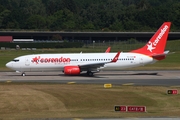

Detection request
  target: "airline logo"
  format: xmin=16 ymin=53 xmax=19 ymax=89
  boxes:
xmin=31 ymin=56 xmax=70 ymax=64
xmin=147 ymin=41 xmax=155 ymax=52
xmin=147 ymin=25 xmax=169 ymax=52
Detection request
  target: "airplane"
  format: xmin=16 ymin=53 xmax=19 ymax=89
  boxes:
xmin=6 ymin=22 xmax=171 ymax=76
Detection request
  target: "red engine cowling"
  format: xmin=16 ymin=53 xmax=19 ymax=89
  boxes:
xmin=64 ymin=66 xmax=81 ymax=75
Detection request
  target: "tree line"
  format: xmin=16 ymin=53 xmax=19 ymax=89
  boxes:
xmin=0 ymin=0 xmax=180 ymax=31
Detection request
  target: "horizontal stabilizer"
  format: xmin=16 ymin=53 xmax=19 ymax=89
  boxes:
xmin=151 ymin=50 xmax=169 ymax=60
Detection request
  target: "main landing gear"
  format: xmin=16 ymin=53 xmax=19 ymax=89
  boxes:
xmin=87 ymin=71 xmax=94 ymax=76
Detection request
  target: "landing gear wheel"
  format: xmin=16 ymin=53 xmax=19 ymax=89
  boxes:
xmin=87 ymin=71 xmax=94 ymax=77
xmin=21 ymin=73 xmax=26 ymax=76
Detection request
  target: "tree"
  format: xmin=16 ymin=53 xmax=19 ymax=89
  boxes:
xmin=20 ymin=0 xmax=46 ymax=16
xmin=0 ymin=0 xmax=180 ymax=31
xmin=0 ymin=9 xmax=11 ymax=28
xmin=25 ymin=15 xmax=47 ymax=29
xmin=49 ymin=9 xmax=76 ymax=30
xmin=61 ymin=0 xmax=78 ymax=13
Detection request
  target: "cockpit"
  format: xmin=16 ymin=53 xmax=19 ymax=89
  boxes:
xmin=12 ymin=59 xmax=19 ymax=62
xmin=6 ymin=58 xmax=20 ymax=70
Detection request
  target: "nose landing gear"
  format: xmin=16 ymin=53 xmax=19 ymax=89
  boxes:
xmin=21 ymin=72 xmax=26 ymax=76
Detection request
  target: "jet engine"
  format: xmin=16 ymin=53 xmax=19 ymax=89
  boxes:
xmin=64 ymin=66 xmax=81 ymax=75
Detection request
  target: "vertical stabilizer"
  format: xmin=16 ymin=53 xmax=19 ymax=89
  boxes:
xmin=131 ymin=22 xmax=171 ymax=56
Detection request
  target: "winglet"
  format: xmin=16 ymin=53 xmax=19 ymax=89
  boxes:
xmin=111 ymin=51 xmax=120 ymax=62
xmin=105 ymin=47 xmax=111 ymax=53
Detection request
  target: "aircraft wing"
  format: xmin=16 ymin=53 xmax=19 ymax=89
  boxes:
xmin=79 ymin=63 xmax=106 ymax=71
xmin=79 ymin=51 xmax=120 ymax=71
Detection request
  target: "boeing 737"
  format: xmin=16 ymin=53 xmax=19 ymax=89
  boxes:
xmin=6 ymin=22 xmax=171 ymax=76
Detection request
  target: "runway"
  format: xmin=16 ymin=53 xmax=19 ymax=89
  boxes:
xmin=0 ymin=70 xmax=180 ymax=86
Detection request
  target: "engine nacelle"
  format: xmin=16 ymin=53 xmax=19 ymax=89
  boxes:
xmin=64 ymin=66 xmax=81 ymax=75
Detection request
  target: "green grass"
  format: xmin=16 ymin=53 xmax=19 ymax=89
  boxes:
xmin=1 ymin=40 xmax=180 ymax=71
xmin=0 ymin=83 xmax=180 ymax=119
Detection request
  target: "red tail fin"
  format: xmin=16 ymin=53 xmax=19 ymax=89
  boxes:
xmin=131 ymin=22 xmax=171 ymax=56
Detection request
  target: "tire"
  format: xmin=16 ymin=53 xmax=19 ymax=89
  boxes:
xmin=22 ymin=73 xmax=26 ymax=76
xmin=87 ymin=71 xmax=94 ymax=76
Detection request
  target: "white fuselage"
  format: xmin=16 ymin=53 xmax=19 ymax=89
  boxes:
xmin=6 ymin=52 xmax=154 ymax=72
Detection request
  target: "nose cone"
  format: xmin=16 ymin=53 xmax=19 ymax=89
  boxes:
xmin=6 ymin=62 xmax=12 ymax=68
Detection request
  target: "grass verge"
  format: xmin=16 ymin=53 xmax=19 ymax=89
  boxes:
xmin=0 ymin=83 xmax=180 ymax=119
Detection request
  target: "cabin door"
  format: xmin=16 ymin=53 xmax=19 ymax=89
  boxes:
xmin=25 ymin=57 xmax=30 ymax=66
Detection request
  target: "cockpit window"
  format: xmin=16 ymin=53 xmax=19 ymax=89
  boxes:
xmin=12 ymin=59 xmax=19 ymax=62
